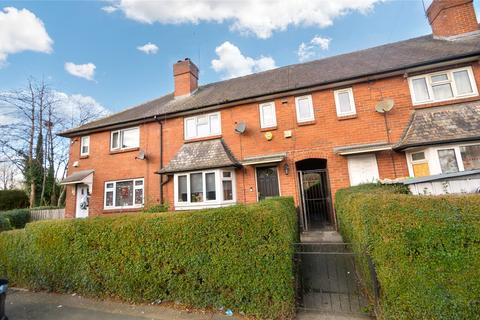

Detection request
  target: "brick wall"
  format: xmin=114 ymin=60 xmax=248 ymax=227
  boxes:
xmin=64 ymin=62 xmax=480 ymax=216
xmin=427 ymin=0 xmax=479 ymax=37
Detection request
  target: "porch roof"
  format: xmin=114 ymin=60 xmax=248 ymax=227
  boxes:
xmin=158 ymin=139 xmax=241 ymax=174
xmin=241 ymin=152 xmax=287 ymax=166
xmin=395 ymin=103 xmax=480 ymax=150
xmin=333 ymin=142 xmax=393 ymax=156
xmin=60 ymin=169 xmax=94 ymax=185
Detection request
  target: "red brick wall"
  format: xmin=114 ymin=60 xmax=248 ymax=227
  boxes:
xmin=427 ymin=0 xmax=479 ymax=37
xmin=64 ymin=62 xmax=480 ymax=216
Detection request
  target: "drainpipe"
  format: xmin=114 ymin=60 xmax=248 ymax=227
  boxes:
xmin=154 ymin=115 xmax=166 ymax=204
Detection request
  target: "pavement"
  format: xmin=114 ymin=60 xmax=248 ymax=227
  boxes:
xmin=5 ymin=288 xmax=242 ymax=320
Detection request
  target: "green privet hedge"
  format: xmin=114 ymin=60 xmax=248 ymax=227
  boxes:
xmin=0 ymin=190 xmax=29 ymax=211
xmin=0 ymin=209 xmax=31 ymax=229
xmin=336 ymin=184 xmax=480 ymax=319
xmin=0 ymin=216 xmax=12 ymax=232
xmin=0 ymin=197 xmax=298 ymax=319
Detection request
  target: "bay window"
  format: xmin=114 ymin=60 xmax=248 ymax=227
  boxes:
xmin=174 ymin=169 xmax=236 ymax=209
xmin=407 ymin=142 xmax=480 ymax=177
xmin=104 ymin=178 xmax=144 ymax=209
xmin=408 ymin=66 xmax=478 ymax=105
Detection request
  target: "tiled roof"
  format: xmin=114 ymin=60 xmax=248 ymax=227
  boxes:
xmin=60 ymin=31 xmax=480 ymax=137
xmin=158 ymin=139 xmax=241 ymax=174
xmin=395 ymin=102 xmax=480 ymax=150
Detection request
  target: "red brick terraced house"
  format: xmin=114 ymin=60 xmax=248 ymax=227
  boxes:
xmin=60 ymin=0 xmax=480 ymax=230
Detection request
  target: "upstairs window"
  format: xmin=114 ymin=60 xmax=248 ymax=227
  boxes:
xmin=111 ymin=127 xmax=139 ymax=151
xmin=334 ymin=88 xmax=356 ymax=116
xmin=295 ymin=95 xmax=315 ymax=123
xmin=259 ymin=102 xmax=277 ymax=128
xmin=184 ymin=112 xmax=221 ymax=140
xmin=408 ymin=66 xmax=478 ymax=105
xmin=80 ymin=136 xmax=90 ymax=156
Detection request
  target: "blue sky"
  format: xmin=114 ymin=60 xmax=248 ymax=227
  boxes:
xmin=0 ymin=0 xmax=479 ymax=114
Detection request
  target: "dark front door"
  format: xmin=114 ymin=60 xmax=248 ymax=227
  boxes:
xmin=256 ymin=166 xmax=280 ymax=200
xmin=298 ymin=169 xmax=332 ymax=230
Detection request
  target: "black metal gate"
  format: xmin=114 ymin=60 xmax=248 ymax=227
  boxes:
xmin=298 ymin=169 xmax=333 ymax=230
xmin=295 ymin=243 xmax=371 ymax=316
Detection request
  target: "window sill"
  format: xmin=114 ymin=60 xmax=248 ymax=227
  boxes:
xmin=297 ymin=120 xmax=316 ymax=127
xmin=175 ymin=201 xmax=236 ymax=210
xmin=80 ymin=155 xmax=89 ymax=159
xmin=260 ymin=126 xmax=277 ymax=132
xmin=412 ymin=94 xmax=479 ymax=109
xmin=103 ymin=207 xmax=143 ymax=214
xmin=184 ymin=135 xmax=222 ymax=143
xmin=109 ymin=147 xmax=140 ymax=155
xmin=337 ymin=114 xmax=357 ymax=121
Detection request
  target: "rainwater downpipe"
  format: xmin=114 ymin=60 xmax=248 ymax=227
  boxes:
xmin=155 ymin=115 xmax=168 ymax=204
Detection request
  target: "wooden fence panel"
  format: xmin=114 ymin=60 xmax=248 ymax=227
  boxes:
xmin=30 ymin=208 xmax=65 ymax=221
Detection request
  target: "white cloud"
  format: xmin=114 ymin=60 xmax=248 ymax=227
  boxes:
xmin=0 ymin=7 xmax=53 ymax=67
xmin=111 ymin=0 xmax=382 ymax=39
xmin=211 ymin=41 xmax=276 ymax=79
xmin=64 ymin=62 xmax=96 ymax=81
xmin=297 ymin=35 xmax=331 ymax=62
xmin=52 ymin=91 xmax=110 ymax=121
xmin=102 ymin=6 xmax=118 ymax=14
xmin=137 ymin=42 xmax=159 ymax=54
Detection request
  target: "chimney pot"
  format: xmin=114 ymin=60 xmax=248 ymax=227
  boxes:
xmin=173 ymin=58 xmax=199 ymax=98
xmin=427 ymin=0 xmax=479 ymax=37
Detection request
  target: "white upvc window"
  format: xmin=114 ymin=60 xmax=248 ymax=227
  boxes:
xmin=184 ymin=112 xmax=221 ymax=140
xmin=259 ymin=101 xmax=277 ymax=128
xmin=174 ymin=169 xmax=236 ymax=210
xmin=408 ymin=66 xmax=478 ymax=105
xmin=334 ymin=88 xmax=356 ymax=116
xmin=295 ymin=95 xmax=315 ymax=123
xmin=406 ymin=142 xmax=480 ymax=177
xmin=80 ymin=136 xmax=90 ymax=156
xmin=110 ymin=127 xmax=139 ymax=151
xmin=104 ymin=178 xmax=144 ymax=209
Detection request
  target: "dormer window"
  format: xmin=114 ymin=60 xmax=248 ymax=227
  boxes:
xmin=408 ymin=66 xmax=478 ymax=105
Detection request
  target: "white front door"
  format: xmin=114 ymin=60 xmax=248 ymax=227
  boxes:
xmin=76 ymin=184 xmax=89 ymax=218
xmin=347 ymin=154 xmax=380 ymax=186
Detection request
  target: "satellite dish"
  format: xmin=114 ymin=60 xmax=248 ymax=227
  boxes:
xmin=234 ymin=122 xmax=247 ymax=134
xmin=136 ymin=150 xmax=146 ymax=160
xmin=375 ymin=99 xmax=394 ymax=113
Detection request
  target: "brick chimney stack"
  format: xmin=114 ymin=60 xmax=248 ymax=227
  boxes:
xmin=173 ymin=58 xmax=199 ymax=98
xmin=427 ymin=0 xmax=479 ymax=37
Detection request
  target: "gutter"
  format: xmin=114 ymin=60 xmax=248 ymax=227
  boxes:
xmin=394 ymin=136 xmax=480 ymax=151
xmin=58 ymin=53 xmax=480 ymax=138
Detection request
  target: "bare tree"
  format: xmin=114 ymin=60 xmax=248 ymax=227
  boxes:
xmin=0 ymin=78 xmax=108 ymax=207
xmin=0 ymin=161 xmax=17 ymax=190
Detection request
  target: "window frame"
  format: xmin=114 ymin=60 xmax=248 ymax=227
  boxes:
xmin=110 ymin=127 xmax=140 ymax=151
xmin=259 ymin=101 xmax=277 ymax=128
xmin=334 ymin=88 xmax=357 ymax=116
xmin=184 ymin=112 xmax=221 ymax=140
xmin=408 ymin=66 xmax=478 ymax=105
xmin=294 ymin=95 xmax=315 ymax=123
xmin=104 ymin=178 xmax=144 ymax=210
xmin=174 ymin=168 xmax=236 ymax=209
xmin=406 ymin=142 xmax=480 ymax=177
xmin=80 ymin=136 xmax=90 ymax=156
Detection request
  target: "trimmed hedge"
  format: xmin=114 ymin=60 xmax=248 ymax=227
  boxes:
xmin=0 ymin=216 xmax=12 ymax=232
xmin=0 ymin=209 xmax=30 ymax=229
xmin=0 ymin=190 xmax=29 ymax=211
xmin=336 ymin=184 xmax=480 ymax=319
xmin=0 ymin=197 xmax=297 ymax=319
